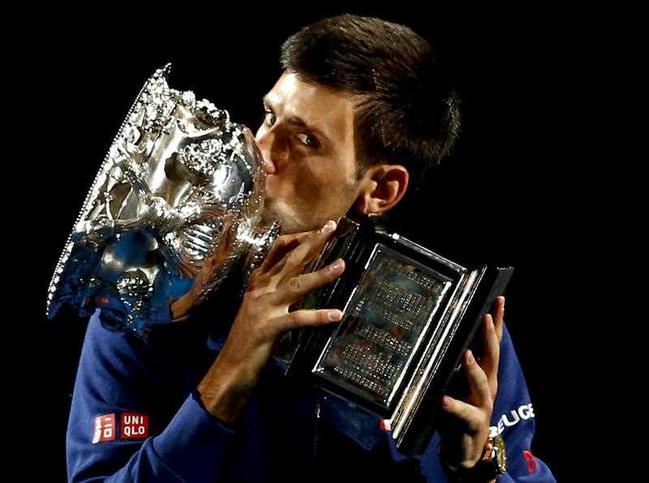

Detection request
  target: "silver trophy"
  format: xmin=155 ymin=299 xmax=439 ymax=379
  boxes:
xmin=46 ymin=65 xmax=277 ymax=334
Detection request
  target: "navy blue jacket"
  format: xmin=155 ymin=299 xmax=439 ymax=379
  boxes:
xmin=67 ymin=310 xmax=556 ymax=482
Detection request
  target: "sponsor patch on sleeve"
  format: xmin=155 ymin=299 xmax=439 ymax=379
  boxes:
xmin=92 ymin=412 xmax=149 ymax=443
xmin=120 ymin=412 xmax=149 ymax=439
xmin=92 ymin=414 xmax=116 ymax=443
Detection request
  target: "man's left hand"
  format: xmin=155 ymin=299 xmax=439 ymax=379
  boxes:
xmin=438 ymin=296 xmax=506 ymax=475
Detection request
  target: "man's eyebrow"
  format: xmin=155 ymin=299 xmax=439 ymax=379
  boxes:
xmin=262 ymin=95 xmax=330 ymax=144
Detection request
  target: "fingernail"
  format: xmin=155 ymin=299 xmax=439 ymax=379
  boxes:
xmin=321 ymin=220 xmax=336 ymax=234
xmin=328 ymin=310 xmax=343 ymax=321
xmin=442 ymin=395 xmax=452 ymax=408
xmin=466 ymin=350 xmax=474 ymax=363
xmin=329 ymin=258 xmax=344 ymax=273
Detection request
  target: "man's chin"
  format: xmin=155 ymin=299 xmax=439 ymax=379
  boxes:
xmin=267 ymin=209 xmax=320 ymax=235
xmin=260 ymin=204 xmax=277 ymax=228
xmin=261 ymin=202 xmax=296 ymax=234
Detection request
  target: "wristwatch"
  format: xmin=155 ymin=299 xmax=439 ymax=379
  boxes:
xmin=444 ymin=434 xmax=507 ymax=482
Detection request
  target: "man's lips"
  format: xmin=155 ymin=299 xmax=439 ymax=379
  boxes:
xmin=262 ymin=156 xmax=276 ymax=174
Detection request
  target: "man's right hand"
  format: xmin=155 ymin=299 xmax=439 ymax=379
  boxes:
xmin=197 ymin=220 xmax=345 ymax=423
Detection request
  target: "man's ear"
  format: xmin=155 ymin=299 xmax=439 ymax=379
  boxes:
xmin=353 ymin=164 xmax=409 ymax=216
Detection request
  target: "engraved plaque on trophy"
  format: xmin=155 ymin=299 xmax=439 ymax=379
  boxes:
xmin=276 ymin=217 xmax=513 ymax=455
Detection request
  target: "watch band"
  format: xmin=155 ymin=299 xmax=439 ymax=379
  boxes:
xmin=443 ymin=435 xmax=507 ymax=482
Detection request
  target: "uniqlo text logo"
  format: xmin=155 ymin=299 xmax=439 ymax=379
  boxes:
xmin=120 ymin=413 xmax=149 ymax=439
xmin=92 ymin=414 xmax=116 ymax=443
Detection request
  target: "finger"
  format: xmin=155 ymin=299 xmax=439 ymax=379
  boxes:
xmin=463 ymin=350 xmax=492 ymax=408
xmin=270 ymin=220 xmax=337 ymax=281
xmin=271 ymin=259 xmax=345 ymax=305
xmin=440 ymin=395 xmax=483 ymax=433
xmin=479 ymin=314 xmax=500 ymax=398
xmin=494 ymin=296 xmax=505 ymax=342
xmin=274 ymin=308 xmax=343 ymax=333
xmin=256 ymin=232 xmax=310 ymax=275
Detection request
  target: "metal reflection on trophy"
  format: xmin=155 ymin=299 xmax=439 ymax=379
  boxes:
xmin=46 ymin=65 xmax=277 ymax=334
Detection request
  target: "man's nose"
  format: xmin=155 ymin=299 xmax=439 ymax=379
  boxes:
xmin=255 ymin=128 xmax=278 ymax=175
xmin=245 ymin=127 xmax=276 ymax=175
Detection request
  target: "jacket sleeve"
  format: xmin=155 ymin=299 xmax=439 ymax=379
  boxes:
xmin=484 ymin=326 xmax=555 ymax=482
xmin=418 ymin=326 xmax=557 ymax=482
xmin=66 ymin=311 xmax=236 ymax=483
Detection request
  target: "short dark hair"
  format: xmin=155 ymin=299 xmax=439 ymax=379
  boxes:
xmin=281 ymin=14 xmax=461 ymax=181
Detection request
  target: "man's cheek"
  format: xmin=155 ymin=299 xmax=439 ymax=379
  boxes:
xmin=293 ymin=171 xmax=328 ymax=203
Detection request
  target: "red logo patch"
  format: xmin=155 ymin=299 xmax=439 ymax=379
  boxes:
xmin=523 ymin=449 xmax=537 ymax=473
xmin=120 ymin=412 xmax=149 ymax=439
xmin=92 ymin=414 xmax=116 ymax=443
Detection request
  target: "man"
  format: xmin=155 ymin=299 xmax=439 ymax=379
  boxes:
xmin=67 ymin=15 xmax=555 ymax=482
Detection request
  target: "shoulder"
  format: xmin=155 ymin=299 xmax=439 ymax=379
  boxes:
xmin=77 ymin=310 xmax=210 ymax=390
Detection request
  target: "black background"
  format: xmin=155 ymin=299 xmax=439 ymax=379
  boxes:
xmin=15 ymin=4 xmax=588 ymax=481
